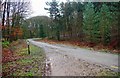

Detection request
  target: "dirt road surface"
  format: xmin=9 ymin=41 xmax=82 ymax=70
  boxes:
xmin=28 ymin=39 xmax=119 ymax=76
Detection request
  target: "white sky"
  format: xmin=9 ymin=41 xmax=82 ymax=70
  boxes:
xmin=30 ymin=0 xmax=48 ymax=17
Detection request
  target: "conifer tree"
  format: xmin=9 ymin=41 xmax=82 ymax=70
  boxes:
xmin=99 ymin=3 xmax=113 ymax=45
xmin=83 ymin=2 xmax=95 ymax=43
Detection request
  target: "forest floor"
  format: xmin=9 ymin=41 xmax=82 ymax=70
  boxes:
xmin=29 ymin=39 xmax=119 ymax=76
xmin=2 ymin=40 xmax=46 ymax=76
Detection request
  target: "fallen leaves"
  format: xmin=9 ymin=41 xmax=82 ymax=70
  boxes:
xmin=2 ymin=40 xmax=46 ymax=76
xmin=2 ymin=48 xmax=20 ymax=63
xmin=36 ymin=39 xmax=120 ymax=53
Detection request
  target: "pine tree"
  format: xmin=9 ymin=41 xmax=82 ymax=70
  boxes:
xmin=83 ymin=2 xmax=95 ymax=43
xmin=45 ymin=0 xmax=61 ymax=40
xmin=99 ymin=3 xmax=113 ymax=45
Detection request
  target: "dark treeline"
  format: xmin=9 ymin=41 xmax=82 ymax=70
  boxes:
xmin=24 ymin=1 xmax=119 ymax=49
xmin=45 ymin=1 xmax=120 ymax=49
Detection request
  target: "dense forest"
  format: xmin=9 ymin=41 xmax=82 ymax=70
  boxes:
xmin=1 ymin=0 xmax=120 ymax=49
xmin=23 ymin=1 xmax=120 ymax=49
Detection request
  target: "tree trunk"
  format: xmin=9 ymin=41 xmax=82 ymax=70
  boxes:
xmin=6 ymin=2 xmax=10 ymax=41
xmin=2 ymin=2 xmax=6 ymax=39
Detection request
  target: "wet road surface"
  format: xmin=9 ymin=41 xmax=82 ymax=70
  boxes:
xmin=28 ymin=39 xmax=119 ymax=76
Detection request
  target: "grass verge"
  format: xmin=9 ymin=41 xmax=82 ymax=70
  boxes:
xmin=2 ymin=40 xmax=46 ymax=76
